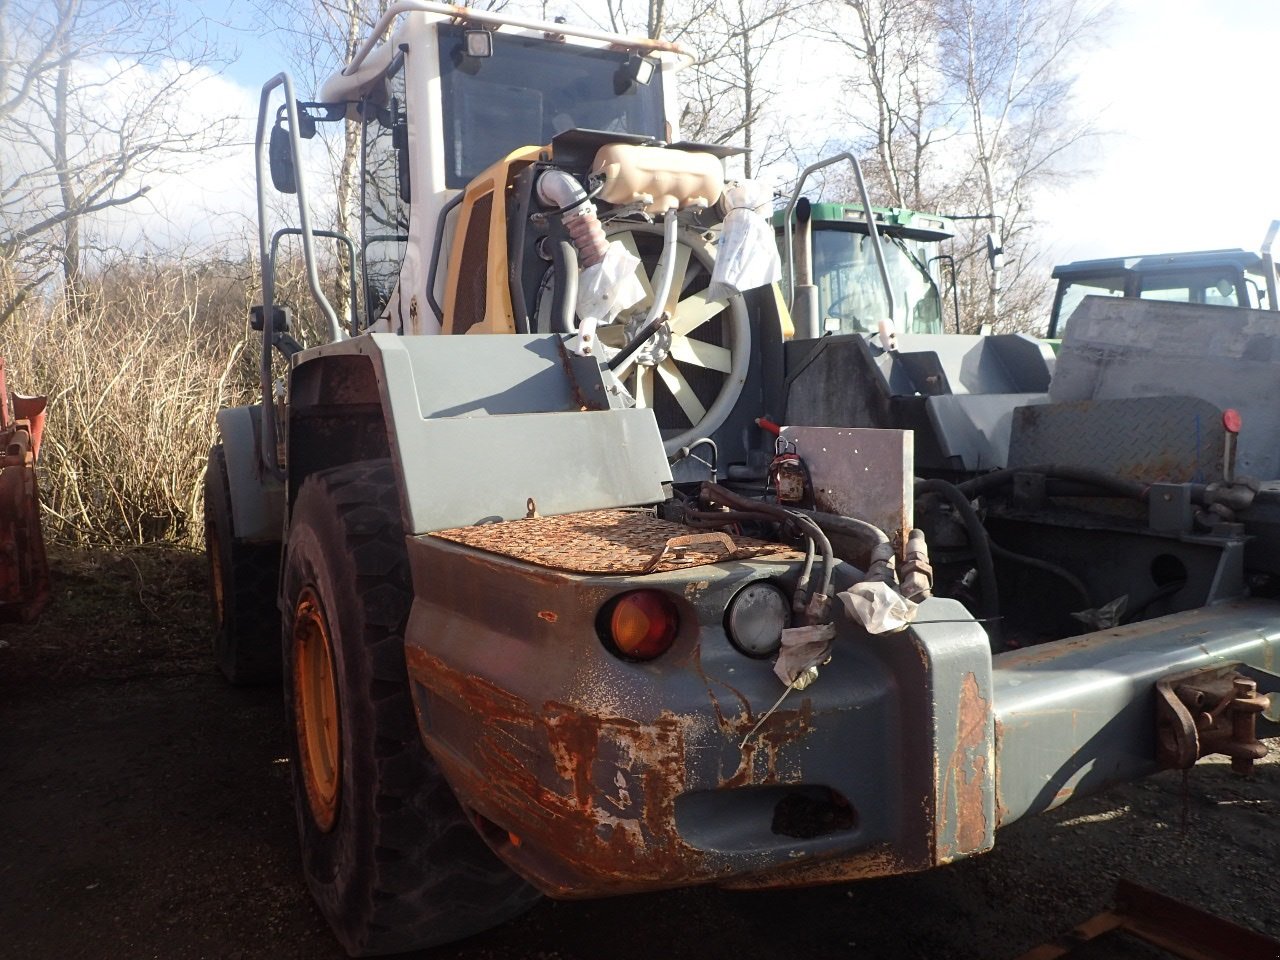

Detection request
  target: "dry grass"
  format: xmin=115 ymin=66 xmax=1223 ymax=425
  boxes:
xmin=2 ymin=257 xmax=262 ymax=547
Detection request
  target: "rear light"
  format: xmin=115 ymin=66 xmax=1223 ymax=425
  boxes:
xmin=602 ymin=590 xmax=679 ymax=660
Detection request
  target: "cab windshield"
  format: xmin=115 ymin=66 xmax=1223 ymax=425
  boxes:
xmin=812 ymin=229 xmax=943 ymax=335
xmin=438 ymin=25 xmax=666 ymax=188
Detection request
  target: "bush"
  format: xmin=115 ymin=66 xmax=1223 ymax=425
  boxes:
xmin=2 ymin=255 xmax=262 ymax=547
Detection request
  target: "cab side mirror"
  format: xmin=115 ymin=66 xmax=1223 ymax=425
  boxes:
xmin=269 ymin=122 xmax=296 ymax=194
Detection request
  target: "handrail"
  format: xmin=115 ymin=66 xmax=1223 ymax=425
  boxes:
xmin=270 ymin=228 xmax=360 ymax=336
xmin=254 ymin=73 xmax=345 ymax=480
xmin=781 ymin=153 xmax=895 ymax=337
xmin=1261 ymin=219 xmax=1279 ymax=312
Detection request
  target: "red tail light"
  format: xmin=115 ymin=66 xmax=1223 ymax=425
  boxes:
xmin=603 ymin=590 xmax=679 ymax=660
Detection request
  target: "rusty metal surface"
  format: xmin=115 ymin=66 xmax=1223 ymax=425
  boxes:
xmin=780 ymin=425 xmax=913 ymax=552
xmin=406 ymin=645 xmax=708 ymax=895
xmin=0 ymin=359 xmax=49 ymax=623
xmin=1155 ymin=665 xmax=1270 ymax=774
xmin=1016 ymin=879 xmax=1280 ymax=960
xmin=432 ymin=509 xmax=798 ymax=574
xmin=1008 ymin=396 xmax=1225 ymax=483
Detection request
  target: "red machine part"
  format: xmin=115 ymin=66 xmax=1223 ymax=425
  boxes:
xmin=0 ymin=356 xmax=50 ymax=623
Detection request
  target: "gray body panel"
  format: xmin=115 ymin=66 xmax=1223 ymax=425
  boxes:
xmin=402 ymin=532 xmax=997 ymax=895
xmin=993 ymin=599 xmax=1280 ymax=826
xmin=1052 ymin=296 xmax=1280 ymax=479
xmin=291 ymin=333 xmax=672 ymax=533
xmin=215 ymin=405 xmax=284 ymax=543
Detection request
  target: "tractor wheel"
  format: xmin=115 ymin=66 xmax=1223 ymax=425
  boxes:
xmin=203 ymin=444 xmax=281 ymax=684
xmin=282 ymin=459 xmax=538 ymax=956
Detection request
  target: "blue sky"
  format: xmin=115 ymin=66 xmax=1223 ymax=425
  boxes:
xmin=113 ymin=0 xmax=1280 ymax=265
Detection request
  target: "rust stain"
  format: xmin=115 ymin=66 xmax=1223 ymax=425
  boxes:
xmin=405 ymin=647 xmax=704 ymax=893
xmin=938 ymin=671 xmax=990 ymax=862
xmin=688 ymin=646 xmax=811 ymax=788
xmin=993 ymin=717 xmax=1010 ymax=827
xmin=537 ymin=610 xmax=558 ymax=623
xmin=719 ymin=700 xmax=813 ymax=788
xmin=721 ymin=844 xmax=911 ymax=889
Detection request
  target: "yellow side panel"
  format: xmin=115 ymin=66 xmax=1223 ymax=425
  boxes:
xmin=441 ymin=146 xmax=543 ymax=336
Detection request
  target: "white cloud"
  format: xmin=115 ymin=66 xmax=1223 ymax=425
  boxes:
xmin=1036 ymin=0 xmax=1280 ymax=263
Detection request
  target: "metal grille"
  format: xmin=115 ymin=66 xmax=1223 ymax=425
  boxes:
xmin=432 ymin=509 xmax=798 ymax=574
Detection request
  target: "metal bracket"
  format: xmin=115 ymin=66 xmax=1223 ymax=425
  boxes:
xmin=641 ymin=532 xmax=736 ymax=574
xmin=1155 ymin=663 xmax=1271 ymax=774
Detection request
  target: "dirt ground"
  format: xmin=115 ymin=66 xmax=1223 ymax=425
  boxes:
xmin=3 ymin=545 xmax=1278 ymax=960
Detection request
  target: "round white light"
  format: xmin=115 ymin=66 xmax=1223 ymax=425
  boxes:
xmin=726 ymin=582 xmax=791 ymax=658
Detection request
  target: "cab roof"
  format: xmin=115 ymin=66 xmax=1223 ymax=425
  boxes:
xmin=1052 ymin=248 xmax=1263 ymax=280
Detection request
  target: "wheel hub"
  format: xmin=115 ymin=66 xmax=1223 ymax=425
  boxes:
xmin=292 ymin=587 xmax=341 ymax=833
xmin=623 ymin=312 xmax=672 ymax=366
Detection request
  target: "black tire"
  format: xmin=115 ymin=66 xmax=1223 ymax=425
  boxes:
xmin=282 ymin=459 xmax=538 ymax=956
xmin=203 ymin=444 xmax=282 ymax=684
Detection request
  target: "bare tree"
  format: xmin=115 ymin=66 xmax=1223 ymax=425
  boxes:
xmin=934 ymin=0 xmax=1107 ymax=328
xmin=819 ymin=0 xmax=1107 ymax=331
xmin=0 ymin=0 xmax=233 ymax=321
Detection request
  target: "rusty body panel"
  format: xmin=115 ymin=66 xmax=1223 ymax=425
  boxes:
xmin=402 ymin=530 xmax=999 ymax=896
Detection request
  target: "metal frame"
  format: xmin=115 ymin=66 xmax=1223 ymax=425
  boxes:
xmin=781 ymin=153 xmax=895 ymax=337
xmin=254 ymin=73 xmax=345 ymax=479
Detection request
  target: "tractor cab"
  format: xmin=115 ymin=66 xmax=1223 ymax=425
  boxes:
xmin=1048 ymin=248 xmax=1277 ymax=339
xmin=774 ymin=201 xmax=954 ymax=338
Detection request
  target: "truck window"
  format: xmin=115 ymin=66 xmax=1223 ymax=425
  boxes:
xmin=437 ymin=25 xmax=665 ymax=189
xmin=362 ymin=53 xmax=411 ymax=325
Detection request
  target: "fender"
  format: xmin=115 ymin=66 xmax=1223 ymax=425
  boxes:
xmin=215 ymin=405 xmax=285 ymax=544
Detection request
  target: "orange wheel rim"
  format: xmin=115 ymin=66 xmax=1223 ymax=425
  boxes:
xmin=293 ymin=587 xmax=341 ymax=832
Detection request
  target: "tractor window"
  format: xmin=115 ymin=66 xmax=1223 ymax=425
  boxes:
xmin=1054 ymin=275 xmax=1125 ymax=335
xmin=811 ymin=229 xmax=943 ymax=336
xmin=438 ymin=25 xmax=665 ymax=188
xmin=1138 ymin=270 xmax=1240 ymax=307
xmin=361 ymin=53 xmax=411 ymax=326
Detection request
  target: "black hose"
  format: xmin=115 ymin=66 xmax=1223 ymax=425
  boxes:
xmin=956 ymin=464 xmax=1148 ymax=501
xmin=987 ymin=539 xmax=1092 ymax=612
xmin=701 ymin=482 xmax=835 ymax=611
xmin=915 ymin=478 xmax=1002 ymax=650
xmin=548 ymin=237 xmax=579 ymax=334
xmin=793 ymin=507 xmax=890 ymax=549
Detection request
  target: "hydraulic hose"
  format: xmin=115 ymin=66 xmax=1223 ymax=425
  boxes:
xmin=956 ymin=464 xmax=1149 ymax=501
xmin=792 ymin=508 xmax=891 ymax=550
xmin=987 ymin=539 xmax=1092 ymax=613
xmin=915 ymin=478 xmax=1002 ymax=649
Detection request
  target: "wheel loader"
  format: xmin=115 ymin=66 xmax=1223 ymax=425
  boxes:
xmin=206 ymin=4 xmax=1280 ymax=955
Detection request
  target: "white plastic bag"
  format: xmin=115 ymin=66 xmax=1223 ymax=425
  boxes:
xmin=569 ymin=240 xmax=646 ymax=356
xmin=708 ymin=179 xmax=781 ymax=301
xmin=772 ymin=622 xmax=836 ymax=688
xmin=838 ymin=581 xmax=918 ymax=634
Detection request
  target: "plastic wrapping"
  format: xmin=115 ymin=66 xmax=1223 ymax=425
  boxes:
xmin=569 ymin=240 xmax=645 ymax=356
xmin=837 ymin=581 xmax=918 ymax=634
xmin=708 ymin=179 xmax=781 ymax=301
xmin=772 ymin=622 xmax=836 ymax=688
